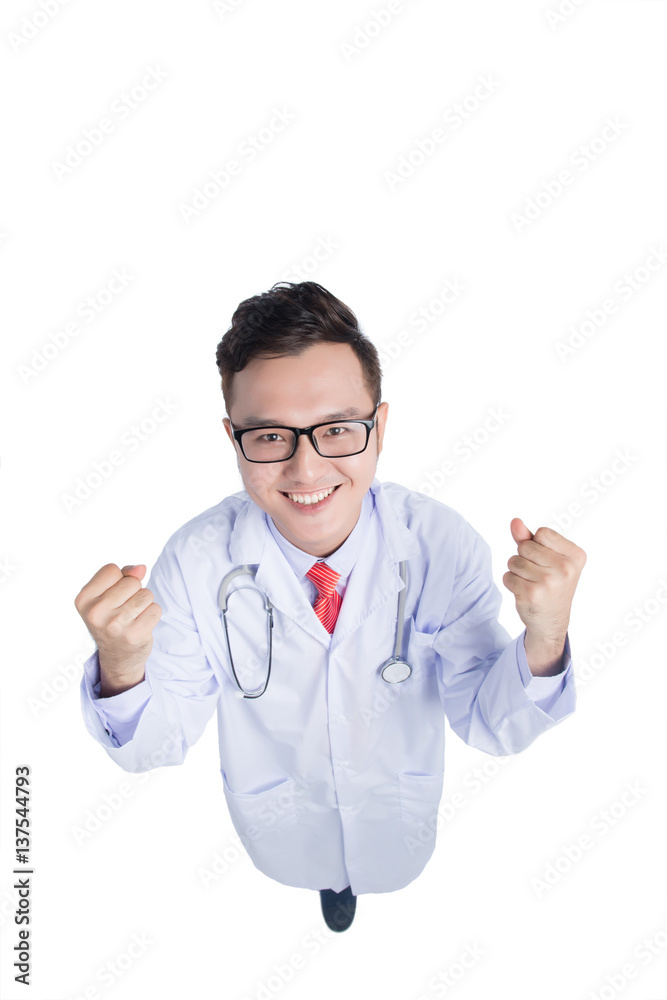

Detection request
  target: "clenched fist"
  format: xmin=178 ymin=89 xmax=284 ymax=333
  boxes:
xmin=503 ymin=519 xmax=587 ymax=675
xmin=74 ymin=563 xmax=162 ymax=697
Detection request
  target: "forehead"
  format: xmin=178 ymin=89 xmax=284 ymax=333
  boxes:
xmin=229 ymin=342 xmax=372 ymax=425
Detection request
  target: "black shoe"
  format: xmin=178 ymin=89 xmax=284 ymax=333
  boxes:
xmin=319 ymin=885 xmax=357 ymax=932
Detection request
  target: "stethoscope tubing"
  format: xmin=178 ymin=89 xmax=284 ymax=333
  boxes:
xmin=219 ymin=565 xmax=274 ymax=698
xmin=218 ymin=561 xmax=411 ymax=697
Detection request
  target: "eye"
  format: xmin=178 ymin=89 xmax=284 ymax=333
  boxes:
xmin=245 ymin=430 xmax=285 ymax=444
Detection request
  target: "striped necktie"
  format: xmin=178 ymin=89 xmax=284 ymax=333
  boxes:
xmin=306 ymin=561 xmax=342 ymax=633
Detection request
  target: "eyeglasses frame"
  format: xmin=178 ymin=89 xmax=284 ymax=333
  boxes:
xmin=230 ymin=406 xmax=379 ymax=463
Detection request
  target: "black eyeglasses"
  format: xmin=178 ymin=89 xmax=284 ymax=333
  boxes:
xmin=230 ymin=407 xmax=379 ymax=463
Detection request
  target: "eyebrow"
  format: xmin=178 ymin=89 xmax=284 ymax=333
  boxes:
xmin=235 ymin=407 xmax=363 ymax=429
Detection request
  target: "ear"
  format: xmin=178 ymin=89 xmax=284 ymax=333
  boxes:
xmin=375 ymin=401 xmax=389 ymax=457
xmin=222 ymin=417 xmax=234 ymax=446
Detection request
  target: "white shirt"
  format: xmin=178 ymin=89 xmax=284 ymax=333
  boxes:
xmin=265 ymin=484 xmax=373 ymax=607
xmin=80 ymin=478 xmax=574 ymax=895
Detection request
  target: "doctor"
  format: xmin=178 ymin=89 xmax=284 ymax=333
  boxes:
xmin=76 ymin=280 xmax=586 ymax=933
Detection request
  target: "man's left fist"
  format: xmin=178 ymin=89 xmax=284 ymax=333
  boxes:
xmin=502 ymin=518 xmax=587 ymax=642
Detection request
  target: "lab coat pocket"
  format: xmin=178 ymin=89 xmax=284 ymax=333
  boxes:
xmin=407 ymin=617 xmax=436 ymax=648
xmin=405 ymin=617 xmax=438 ymax=680
xmin=221 ymin=770 xmax=300 ymax=837
xmin=398 ymin=770 xmax=444 ymax=826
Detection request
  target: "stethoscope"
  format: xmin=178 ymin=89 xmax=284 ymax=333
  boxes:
xmin=217 ymin=561 xmax=412 ymax=698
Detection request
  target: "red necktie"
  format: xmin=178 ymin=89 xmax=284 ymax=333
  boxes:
xmin=306 ymin=561 xmax=342 ymax=633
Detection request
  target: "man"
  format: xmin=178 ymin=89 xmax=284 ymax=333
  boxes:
xmin=75 ymin=281 xmax=586 ymax=933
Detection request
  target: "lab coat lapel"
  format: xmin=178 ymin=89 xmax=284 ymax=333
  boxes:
xmin=228 ymin=494 xmax=328 ymax=647
xmin=330 ymin=479 xmax=421 ymax=649
xmin=227 ymin=481 xmax=422 ymax=650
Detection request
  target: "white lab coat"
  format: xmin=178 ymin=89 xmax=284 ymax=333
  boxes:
xmin=80 ymin=478 xmax=575 ymax=896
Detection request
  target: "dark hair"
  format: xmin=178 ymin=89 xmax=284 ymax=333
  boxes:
xmin=215 ymin=281 xmax=382 ymax=414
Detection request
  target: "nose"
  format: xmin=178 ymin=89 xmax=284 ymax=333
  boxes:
xmin=286 ymin=432 xmax=331 ymax=482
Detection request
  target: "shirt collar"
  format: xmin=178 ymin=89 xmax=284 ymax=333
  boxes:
xmin=228 ymin=477 xmax=421 ymax=567
xmin=265 ymin=488 xmax=374 ymax=582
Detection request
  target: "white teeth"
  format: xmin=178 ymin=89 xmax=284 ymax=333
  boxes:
xmin=285 ymin=486 xmax=337 ymax=505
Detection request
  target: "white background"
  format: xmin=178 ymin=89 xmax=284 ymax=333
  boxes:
xmin=2 ymin=1 xmax=666 ymax=998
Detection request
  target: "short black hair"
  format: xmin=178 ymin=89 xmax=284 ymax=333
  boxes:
xmin=215 ymin=281 xmax=382 ymax=414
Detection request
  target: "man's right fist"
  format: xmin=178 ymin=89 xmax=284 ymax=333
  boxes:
xmin=74 ymin=563 xmax=162 ymax=697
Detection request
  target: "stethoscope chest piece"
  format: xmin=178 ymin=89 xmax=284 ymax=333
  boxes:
xmin=378 ymin=560 xmax=412 ymax=683
xmin=218 ymin=560 xmax=412 ymax=697
xmin=380 ymin=657 xmax=412 ymax=683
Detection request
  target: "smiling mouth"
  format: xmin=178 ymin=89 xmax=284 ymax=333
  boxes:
xmin=280 ymin=484 xmax=342 ymax=505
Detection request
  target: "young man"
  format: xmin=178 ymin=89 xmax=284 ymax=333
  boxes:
xmin=76 ymin=281 xmax=586 ymax=933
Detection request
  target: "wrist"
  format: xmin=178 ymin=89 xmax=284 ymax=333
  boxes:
xmin=98 ymin=652 xmax=146 ymax=697
xmin=523 ymin=629 xmax=567 ymax=677
xmin=99 ymin=674 xmax=145 ymax=698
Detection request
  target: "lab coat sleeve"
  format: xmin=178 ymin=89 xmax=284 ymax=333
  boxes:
xmin=81 ymin=650 xmax=151 ymax=746
xmin=79 ymin=546 xmax=221 ymax=772
xmin=516 ymin=626 xmax=573 ymax=717
xmin=432 ymin=526 xmax=576 ymax=755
